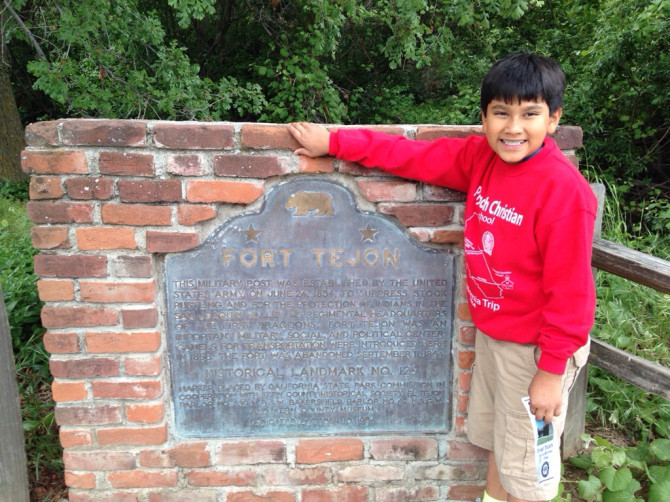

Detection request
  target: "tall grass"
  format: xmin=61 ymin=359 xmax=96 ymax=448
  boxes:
xmin=587 ymin=178 xmax=670 ymax=442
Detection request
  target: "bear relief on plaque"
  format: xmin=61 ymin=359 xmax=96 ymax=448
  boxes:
xmin=166 ymin=178 xmax=455 ymax=437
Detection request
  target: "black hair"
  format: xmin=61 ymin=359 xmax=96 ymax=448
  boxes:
xmin=480 ymin=52 xmax=565 ymax=115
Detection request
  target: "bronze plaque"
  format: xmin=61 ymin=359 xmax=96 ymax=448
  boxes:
xmin=166 ymin=178 xmax=454 ymax=436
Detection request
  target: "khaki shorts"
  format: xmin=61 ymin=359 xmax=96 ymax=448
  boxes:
xmin=466 ymin=330 xmax=589 ymax=501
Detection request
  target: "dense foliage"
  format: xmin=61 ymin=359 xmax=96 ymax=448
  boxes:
xmin=4 ymin=0 xmax=669 ymax=232
xmin=1 ymin=1 xmax=669 ymax=500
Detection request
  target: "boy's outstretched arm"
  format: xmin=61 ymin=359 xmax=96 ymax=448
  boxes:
xmin=288 ymin=122 xmax=331 ymax=157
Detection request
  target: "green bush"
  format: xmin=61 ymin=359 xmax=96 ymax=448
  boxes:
xmin=0 ymin=181 xmax=62 ymax=495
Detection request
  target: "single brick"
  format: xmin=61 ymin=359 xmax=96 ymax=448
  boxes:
xmin=185 ymin=180 xmax=263 ymax=204
xmin=34 ymin=255 xmax=107 ymax=278
xmin=124 ymin=354 xmax=161 ymax=375
xmin=458 ymin=350 xmax=476 ymax=369
xmin=118 ymin=180 xmax=182 ymax=203
xmin=37 ymin=279 xmax=75 ymax=301
xmin=99 ymin=151 xmax=155 ymax=176
xmin=415 ymin=125 xmax=482 ymax=141
xmin=146 ymin=231 xmax=199 ymax=253
xmin=457 ymin=301 xmax=471 ymax=322
xmin=26 ymin=201 xmax=94 ymax=224
xmin=114 ymin=256 xmax=154 ymax=278
xmin=148 ymin=491 xmax=218 ymax=502
xmin=458 ymin=393 xmax=469 ymax=413
xmin=227 ymin=491 xmax=294 ymax=502
xmin=59 ymin=429 xmax=93 ymax=448
xmin=121 ymin=308 xmax=158 ymax=329
xmin=76 ymin=227 xmax=137 ymax=250
xmin=153 ymin=123 xmax=234 ymax=149
xmin=54 ymin=404 xmax=122 ymax=426
xmin=166 ymin=442 xmax=210 ymax=468
xmin=66 ymin=177 xmax=115 ymax=200
xmin=52 ymin=381 xmax=87 ymax=402
xmin=107 ymin=469 xmax=177 ymax=489
xmin=447 ymin=441 xmax=489 ymax=461
xmin=240 ymin=124 xmax=301 ymax=150
xmin=31 ymin=226 xmax=70 ymax=249
xmin=97 ymin=424 xmax=168 ymax=446
xmin=264 ymin=466 xmax=330 ymax=485
xmin=213 ymin=154 xmax=290 ymax=178
xmin=85 ymin=331 xmax=161 ymax=353
xmin=21 ymin=150 xmax=88 ymax=175
xmin=50 ymin=357 xmax=120 ymax=378
xmin=375 ymin=487 xmax=439 ymax=502
xmin=91 ymin=380 xmax=162 ymax=399
xmin=448 ymin=485 xmax=486 ymax=501
xmin=217 ymin=440 xmax=286 ymax=465
xmin=25 ymin=121 xmax=59 ymax=146
xmin=29 ymin=176 xmax=64 ymax=199
xmin=430 ymin=229 xmax=465 ymax=247
xmin=187 ymin=470 xmax=257 ymax=487
xmin=61 ymin=119 xmax=147 ymax=147
xmin=422 ymin=184 xmax=465 ymax=202
xmin=79 ymin=280 xmax=155 ymax=303
xmin=64 ymin=471 xmax=96 ymax=490
xmin=459 ymin=325 xmax=477 ymax=345
xmin=296 ymin=438 xmax=363 ymax=464
xmin=302 ymin=486 xmax=368 ymax=502
xmin=41 ymin=306 xmax=118 ymax=328
xmin=337 ymin=465 xmax=404 ymax=482
xmin=460 ymin=371 xmax=472 ymax=393
xmin=68 ymin=492 xmax=138 ymax=502
xmin=378 ymin=203 xmax=454 ymax=227
xmin=43 ymin=332 xmax=80 ymax=353
xmin=167 ymin=154 xmax=205 ymax=176
xmin=370 ymin=438 xmax=438 ymax=461
xmin=357 ymin=180 xmax=417 ymax=202
xmin=101 ymin=203 xmax=172 ymax=226
xmin=298 ymin=156 xmax=334 ymax=173
xmin=177 ymin=204 xmax=216 ymax=225
xmin=139 ymin=450 xmax=173 ymax=468
xmin=127 ymin=402 xmax=164 ymax=423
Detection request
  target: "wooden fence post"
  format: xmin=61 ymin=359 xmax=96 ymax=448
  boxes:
xmin=0 ymin=283 xmax=30 ymax=502
xmin=562 ymin=183 xmax=606 ymax=459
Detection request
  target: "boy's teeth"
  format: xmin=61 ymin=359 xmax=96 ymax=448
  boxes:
xmin=503 ymin=140 xmax=524 ymax=145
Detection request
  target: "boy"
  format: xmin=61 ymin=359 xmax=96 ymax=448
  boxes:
xmin=288 ymin=52 xmax=596 ymax=502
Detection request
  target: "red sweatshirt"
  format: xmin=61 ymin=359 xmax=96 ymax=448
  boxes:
xmin=330 ymin=129 xmax=597 ymax=374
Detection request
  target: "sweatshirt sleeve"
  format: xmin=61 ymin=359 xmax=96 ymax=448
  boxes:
xmin=535 ymin=186 xmax=597 ymax=374
xmin=329 ymin=128 xmax=472 ymax=192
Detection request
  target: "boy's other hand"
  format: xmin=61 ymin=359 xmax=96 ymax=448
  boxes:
xmin=288 ymin=122 xmax=330 ymax=157
xmin=528 ymin=369 xmax=563 ymax=424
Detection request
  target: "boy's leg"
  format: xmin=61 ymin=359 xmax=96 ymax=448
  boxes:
xmin=469 ymin=331 xmax=590 ymax=501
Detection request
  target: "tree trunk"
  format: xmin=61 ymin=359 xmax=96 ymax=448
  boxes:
xmin=0 ymin=56 xmax=27 ymax=182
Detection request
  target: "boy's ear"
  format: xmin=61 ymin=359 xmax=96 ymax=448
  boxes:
xmin=548 ymin=107 xmax=562 ymax=133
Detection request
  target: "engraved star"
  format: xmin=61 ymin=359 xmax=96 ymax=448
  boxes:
xmin=243 ymin=224 xmax=261 ymax=242
xmin=360 ymin=224 xmax=379 ymax=242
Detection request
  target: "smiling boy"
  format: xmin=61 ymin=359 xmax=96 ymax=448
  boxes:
xmin=288 ymin=52 xmax=597 ymax=501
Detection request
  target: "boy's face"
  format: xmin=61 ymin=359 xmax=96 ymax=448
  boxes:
xmin=481 ymin=99 xmax=562 ymax=164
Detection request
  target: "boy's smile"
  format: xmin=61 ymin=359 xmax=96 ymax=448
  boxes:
xmin=481 ymin=99 xmax=562 ymax=164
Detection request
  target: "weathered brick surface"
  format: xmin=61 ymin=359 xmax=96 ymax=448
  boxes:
xmin=25 ymin=119 xmax=583 ymax=499
xmin=41 ymin=306 xmax=118 ymax=328
xmin=99 ymin=151 xmax=154 ymax=176
xmin=153 ymin=123 xmax=234 ymax=150
xmin=66 ymin=177 xmax=115 ymax=199
xmin=21 ymin=150 xmax=88 ymax=175
xmin=61 ymin=119 xmax=147 ymax=147
xmin=296 ymin=438 xmax=363 ymax=464
xmin=27 ymin=201 xmax=94 ymax=224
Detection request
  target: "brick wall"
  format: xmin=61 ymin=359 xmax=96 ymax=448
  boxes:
xmin=23 ymin=119 xmax=582 ymax=502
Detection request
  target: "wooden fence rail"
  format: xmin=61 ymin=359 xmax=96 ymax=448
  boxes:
xmin=589 ymin=238 xmax=670 ymax=400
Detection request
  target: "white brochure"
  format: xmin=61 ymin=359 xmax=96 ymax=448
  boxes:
xmin=521 ymin=396 xmax=561 ymax=485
